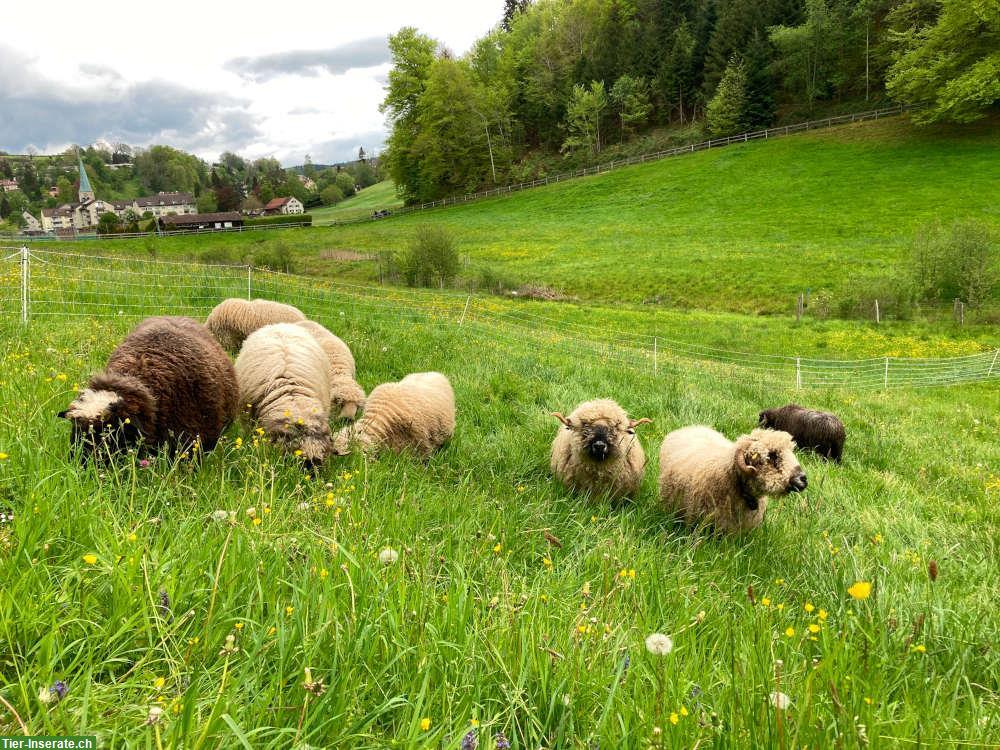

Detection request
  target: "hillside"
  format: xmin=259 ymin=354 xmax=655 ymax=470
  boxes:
xmin=310 ymin=180 xmax=403 ymax=223
xmin=0 ymin=253 xmax=997 ymax=745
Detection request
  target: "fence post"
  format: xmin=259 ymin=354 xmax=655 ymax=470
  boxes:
xmin=247 ymin=265 xmax=252 ymax=300
xmin=988 ymin=349 xmax=999 ymax=378
xmin=874 ymin=299 xmax=880 ymax=324
xmin=458 ymin=295 xmax=471 ymax=326
xmin=796 ymin=357 xmax=801 ymax=389
xmin=20 ymin=246 xmax=29 ymax=324
xmin=883 ymin=357 xmax=889 ymax=389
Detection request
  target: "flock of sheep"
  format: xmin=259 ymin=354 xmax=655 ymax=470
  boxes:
xmin=58 ymin=298 xmax=846 ymax=533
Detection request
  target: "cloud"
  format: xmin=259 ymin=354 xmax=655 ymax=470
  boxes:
xmin=225 ymin=37 xmax=390 ymax=81
xmin=0 ymin=46 xmax=262 ymax=158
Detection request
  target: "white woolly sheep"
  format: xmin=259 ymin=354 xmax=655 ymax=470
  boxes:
xmin=330 ymin=372 xmax=455 ymax=458
xmin=235 ymin=323 xmax=332 ymax=465
xmin=550 ymin=399 xmax=651 ymax=500
xmin=292 ymin=319 xmax=366 ymax=420
xmin=658 ymin=426 xmax=808 ymax=533
xmin=205 ymin=298 xmax=306 ymax=353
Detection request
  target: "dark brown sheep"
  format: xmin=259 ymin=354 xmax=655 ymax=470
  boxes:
xmin=758 ymin=404 xmax=846 ymax=462
xmin=59 ymin=316 xmax=239 ymax=459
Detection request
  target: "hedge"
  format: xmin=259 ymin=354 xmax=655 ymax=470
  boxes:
xmin=244 ymin=214 xmax=313 ymax=227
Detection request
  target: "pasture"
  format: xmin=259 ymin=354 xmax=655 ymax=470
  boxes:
xmin=310 ymin=181 xmax=405 ymax=224
xmin=0 ymin=253 xmax=997 ymax=747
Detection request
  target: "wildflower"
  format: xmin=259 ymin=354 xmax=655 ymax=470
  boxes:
xmin=379 ymin=547 xmax=399 ymax=565
xmin=864 ymin=697 xmax=873 ymax=705
xmin=285 ymin=606 xmax=294 ymax=616
xmin=420 ymin=717 xmax=431 ymax=731
xmin=872 ymin=533 xmax=883 ymax=544
xmin=645 ymin=633 xmax=673 ymax=655
xmin=319 ymin=568 xmax=329 ymax=579
xmin=302 ymin=667 xmax=326 ymax=696
xmin=669 ymin=712 xmax=679 ymax=725
xmin=848 ymin=581 xmax=872 ymax=600
xmin=139 ymin=459 xmax=150 ymax=468
xmin=83 ymin=553 xmax=97 ymax=565
xmin=38 ymin=680 xmax=68 ymax=706
xmin=761 ymin=597 xmax=771 ymax=607
xmin=493 ymin=543 xmax=502 ymax=554
xmin=461 ymin=729 xmax=479 ymax=750
xmin=808 ymin=624 xmax=821 ymax=634
xmin=294 ymin=449 xmax=303 ymax=457
xmin=494 ymin=732 xmax=511 ymax=750
xmin=911 ymin=644 xmax=926 ymax=653
xmin=680 ymin=706 xmax=688 ymax=716
xmin=470 ymin=719 xmax=480 ymax=728
xmin=235 ymin=437 xmax=243 ymax=448
xmin=210 ymin=510 xmax=230 ymax=523
xmin=234 ymin=622 xmax=244 ymax=630
xmin=0 ymin=453 xmax=8 ymax=461
xmin=145 ymin=706 xmax=164 ymax=726
xmin=253 ymin=517 xmax=262 ymax=526
xmin=542 ymin=557 xmax=553 ymax=568
xmin=769 ymin=691 xmax=791 ymax=709
xmin=785 ymin=627 xmax=795 ymax=638
xmin=153 ymin=676 xmax=166 ymax=690
xmin=158 ymin=590 xmax=172 ymax=622
xmin=804 ymin=602 xmax=814 ymax=613
xmin=818 ymin=609 xmax=828 ymax=621
xmin=267 ymin=627 xmax=276 ymax=636
xmin=128 ymin=532 xmax=138 ymax=542
xmin=775 ymin=578 xmax=785 ymax=585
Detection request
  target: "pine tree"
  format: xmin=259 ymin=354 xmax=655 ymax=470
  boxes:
xmin=706 ymin=55 xmax=748 ymax=136
xmin=502 ymin=0 xmax=529 ymax=32
xmin=742 ymin=29 xmax=776 ymax=129
xmin=0 ymin=195 xmax=10 ymax=220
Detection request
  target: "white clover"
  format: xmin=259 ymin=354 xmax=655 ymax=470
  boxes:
xmin=378 ymin=547 xmax=399 ymax=566
xmin=769 ymin=691 xmax=791 ymax=710
xmin=210 ymin=510 xmax=230 ymax=523
xmin=645 ymin=633 xmax=673 ymax=656
xmin=145 ymin=706 xmax=164 ymax=726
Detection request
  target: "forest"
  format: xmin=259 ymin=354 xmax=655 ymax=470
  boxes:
xmin=381 ymin=0 xmax=999 ymax=203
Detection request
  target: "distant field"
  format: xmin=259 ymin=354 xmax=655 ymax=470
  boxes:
xmin=65 ymin=116 xmax=1000 ymax=317
xmin=310 ymin=181 xmax=403 ymax=224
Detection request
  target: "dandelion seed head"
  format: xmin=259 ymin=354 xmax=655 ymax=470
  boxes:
xmin=645 ymin=633 xmax=673 ymax=655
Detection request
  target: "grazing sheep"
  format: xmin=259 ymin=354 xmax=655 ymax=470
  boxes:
xmin=658 ymin=426 xmax=808 ymax=533
xmin=550 ymin=399 xmax=652 ymax=500
xmin=205 ymin=298 xmax=306 ymax=353
xmin=58 ymin=316 xmax=239 ymax=459
xmin=330 ymin=372 xmax=454 ymax=458
xmin=292 ymin=320 xmax=366 ymax=420
xmin=235 ymin=323 xmax=332 ymax=465
xmin=758 ymin=404 xmax=846 ymax=462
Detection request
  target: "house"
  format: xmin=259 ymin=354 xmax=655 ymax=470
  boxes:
xmin=158 ymin=211 xmax=243 ymax=232
xmin=132 ymin=192 xmax=197 ymax=218
xmin=0 ymin=179 xmax=17 ymax=193
xmin=263 ymin=196 xmax=304 ymax=215
xmin=296 ymin=174 xmax=316 ymax=190
xmin=21 ymin=212 xmax=41 ymax=231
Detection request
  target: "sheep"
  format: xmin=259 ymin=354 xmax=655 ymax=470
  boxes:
xmin=330 ymin=372 xmax=454 ymax=459
xmin=205 ymin=298 xmax=306 ymax=353
xmin=292 ymin=319 xmax=366 ymax=420
xmin=658 ymin=426 xmax=808 ymax=533
xmin=234 ymin=323 xmax=332 ymax=466
xmin=758 ymin=404 xmax=846 ymax=462
xmin=58 ymin=316 xmax=239 ymax=459
xmin=549 ymin=399 xmax=652 ymax=501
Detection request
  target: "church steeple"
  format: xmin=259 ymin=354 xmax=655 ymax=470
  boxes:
xmin=77 ymin=151 xmax=95 ymax=202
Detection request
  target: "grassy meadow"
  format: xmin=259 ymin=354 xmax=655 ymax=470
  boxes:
xmin=0 ymin=253 xmax=998 ymax=747
xmin=310 ymin=181 xmax=405 ymax=224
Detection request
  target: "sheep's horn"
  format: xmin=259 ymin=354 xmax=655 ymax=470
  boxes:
xmin=551 ymin=412 xmax=571 ymax=427
xmin=629 ymin=418 xmax=652 ymax=428
xmin=735 ymin=443 xmax=757 ymax=476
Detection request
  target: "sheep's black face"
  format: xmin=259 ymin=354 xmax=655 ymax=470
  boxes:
xmin=758 ymin=410 xmax=773 ymax=428
xmin=64 ymin=415 xmax=143 ymax=462
xmin=584 ymin=424 xmax=616 ymax=462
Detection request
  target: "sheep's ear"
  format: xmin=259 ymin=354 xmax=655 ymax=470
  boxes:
xmin=551 ymin=412 xmax=573 ymax=428
xmin=758 ymin=411 xmax=767 ymax=426
xmin=629 ymin=418 xmax=652 ymax=429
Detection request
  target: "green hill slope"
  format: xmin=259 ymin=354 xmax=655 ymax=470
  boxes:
xmin=318 ymin=117 xmax=1000 ymax=312
xmin=309 ymin=180 xmax=403 ymax=223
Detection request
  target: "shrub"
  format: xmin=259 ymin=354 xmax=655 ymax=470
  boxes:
xmin=199 ymin=246 xmax=236 ymax=265
xmin=910 ymin=220 xmax=997 ymax=308
xmin=402 ymin=226 xmax=459 ymax=288
xmin=320 ymin=185 xmax=344 ymax=206
xmin=251 ymin=242 xmax=296 ymax=273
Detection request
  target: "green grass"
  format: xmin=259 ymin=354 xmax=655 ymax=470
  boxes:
xmin=0 ymin=258 xmax=998 ymax=747
xmin=61 ymin=116 xmax=1000 ymax=319
xmin=310 ymin=181 xmax=404 ymax=224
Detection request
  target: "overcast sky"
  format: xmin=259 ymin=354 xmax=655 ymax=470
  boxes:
xmin=0 ymin=1 xmax=501 ymax=166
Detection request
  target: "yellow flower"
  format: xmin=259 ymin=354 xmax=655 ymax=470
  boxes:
xmin=253 ymin=517 xmax=262 ymax=526
xmin=420 ymin=718 xmax=431 ymax=731
xmin=628 ymin=569 xmax=636 ymax=579
xmin=128 ymin=533 xmax=137 ymax=543
xmin=808 ymin=623 xmax=820 ymax=634
xmin=785 ymin=627 xmax=795 ymax=638
xmin=848 ymin=581 xmax=872 ymax=600
xmin=294 ymin=449 xmax=303 ymax=457
xmin=83 ymin=553 xmax=97 ymax=565
xmin=872 ymin=533 xmax=883 ymax=544
xmin=818 ymin=609 xmax=828 ymax=621
xmin=153 ymin=676 xmax=166 ymax=689
xmin=470 ymin=719 xmax=480 ymax=728
xmin=775 ymin=578 xmax=785 ymax=585
xmin=669 ymin=712 xmax=679 ymax=725
xmin=319 ymin=569 xmax=329 ymax=579
xmin=493 ymin=543 xmax=502 ymax=553
xmin=680 ymin=706 xmax=688 ymax=716
xmin=864 ymin=697 xmax=873 ymax=705
xmin=268 ymin=627 xmax=277 ymax=636
xmin=235 ymin=437 xmax=243 ymax=448
xmin=912 ymin=644 xmax=926 ymax=653
xmin=761 ymin=597 xmax=771 ymax=607
xmin=804 ymin=602 xmax=814 ymax=613
xmin=285 ymin=606 xmax=294 ymax=616
xmin=0 ymin=453 xmax=8 ymax=461
xmin=234 ymin=622 xmax=244 ymax=630
xmin=542 ymin=557 xmax=553 ymax=568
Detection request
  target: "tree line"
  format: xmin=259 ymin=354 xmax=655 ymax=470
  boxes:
xmin=382 ymin=0 xmax=998 ymax=204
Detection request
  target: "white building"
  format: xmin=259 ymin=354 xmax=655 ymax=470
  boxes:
xmin=264 ymin=196 xmax=304 ymax=215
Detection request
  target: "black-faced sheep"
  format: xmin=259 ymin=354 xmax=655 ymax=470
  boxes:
xmin=330 ymin=372 xmax=454 ymax=459
xmin=58 ymin=316 xmax=239 ymax=459
xmin=205 ymin=298 xmax=306 ymax=353
xmin=292 ymin=320 xmax=366 ymax=420
xmin=658 ymin=426 xmax=807 ymax=533
xmin=550 ymin=399 xmax=652 ymax=500
xmin=758 ymin=404 xmax=846 ymax=462
xmin=234 ymin=323 xmax=332 ymax=465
